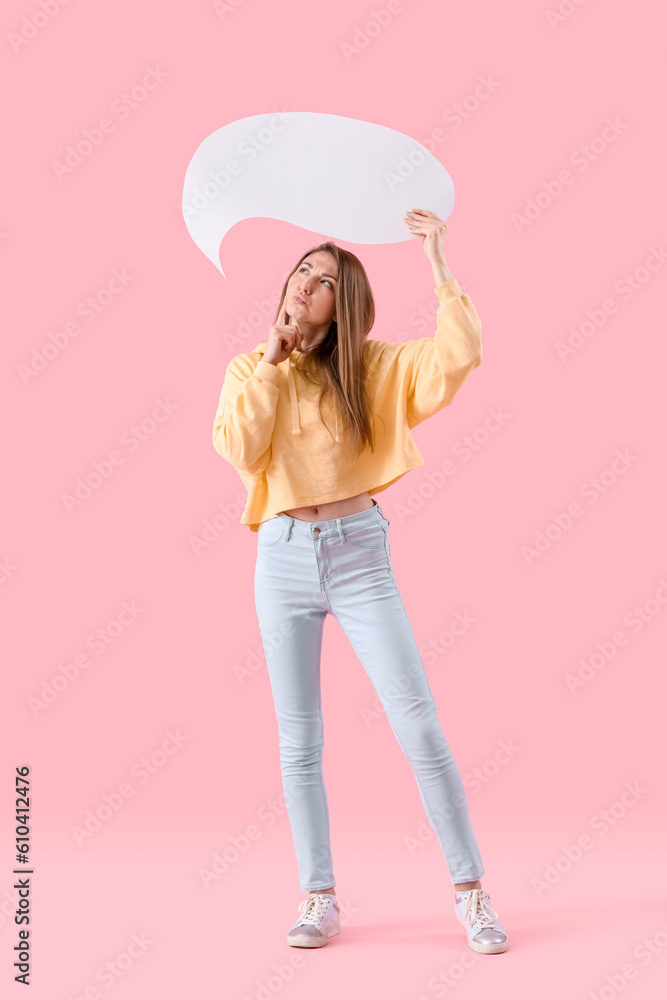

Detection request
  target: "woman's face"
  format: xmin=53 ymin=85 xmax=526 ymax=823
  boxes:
xmin=285 ymin=251 xmax=338 ymax=328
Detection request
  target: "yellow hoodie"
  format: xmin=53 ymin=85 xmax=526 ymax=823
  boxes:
xmin=213 ymin=277 xmax=482 ymax=531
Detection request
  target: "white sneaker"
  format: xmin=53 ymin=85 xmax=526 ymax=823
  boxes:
xmin=287 ymin=892 xmax=341 ymax=948
xmin=454 ymin=888 xmax=508 ymax=954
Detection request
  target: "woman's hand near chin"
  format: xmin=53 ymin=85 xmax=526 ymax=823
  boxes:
xmin=263 ymin=299 xmax=303 ymax=365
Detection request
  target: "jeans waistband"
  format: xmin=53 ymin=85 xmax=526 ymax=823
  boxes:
xmin=274 ymin=498 xmax=388 ymax=539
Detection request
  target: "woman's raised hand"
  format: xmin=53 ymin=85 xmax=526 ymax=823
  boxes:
xmin=263 ymin=299 xmax=304 ymax=366
xmin=404 ymin=208 xmax=448 ymax=261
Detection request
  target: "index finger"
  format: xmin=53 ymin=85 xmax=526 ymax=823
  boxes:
xmin=280 ymin=298 xmax=293 ymax=327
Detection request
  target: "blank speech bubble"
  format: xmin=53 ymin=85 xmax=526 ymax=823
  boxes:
xmin=182 ymin=111 xmax=455 ymax=276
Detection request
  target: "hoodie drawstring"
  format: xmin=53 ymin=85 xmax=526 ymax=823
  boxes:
xmin=286 ymin=354 xmax=341 ymax=442
xmin=286 ymin=359 xmax=301 ymax=435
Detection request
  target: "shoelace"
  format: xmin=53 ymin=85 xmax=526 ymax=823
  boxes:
xmin=296 ymin=894 xmax=330 ymax=926
xmin=463 ymin=890 xmax=500 ymax=930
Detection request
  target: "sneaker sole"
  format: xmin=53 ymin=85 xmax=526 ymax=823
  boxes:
xmin=287 ymin=924 xmax=341 ymax=948
xmin=455 ymin=914 xmax=508 ymax=954
xmin=467 ymin=937 xmax=508 ymax=954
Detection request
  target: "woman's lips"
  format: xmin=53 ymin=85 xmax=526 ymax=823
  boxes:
xmin=293 ymin=295 xmax=306 ymax=304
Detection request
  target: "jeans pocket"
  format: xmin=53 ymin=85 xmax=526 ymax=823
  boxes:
xmin=344 ymin=520 xmax=387 ymax=549
xmin=258 ymin=517 xmax=287 ymax=547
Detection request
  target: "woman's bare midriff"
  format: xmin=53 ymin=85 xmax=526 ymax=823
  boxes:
xmin=280 ymin=491 xmax=375 ymax=522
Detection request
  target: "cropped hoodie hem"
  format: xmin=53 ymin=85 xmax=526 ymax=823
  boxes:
xmin=212 ymin=277 xmax=482 ymax=531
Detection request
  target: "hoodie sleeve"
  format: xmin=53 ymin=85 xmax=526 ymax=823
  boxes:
xmin=393 ymin=279 xmax=483 ymax=428
xmin=212 ymin=356 xmax=281 ymax=474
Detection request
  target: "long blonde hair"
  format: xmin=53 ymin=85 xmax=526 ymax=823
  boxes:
xmin=274 ymin=242 xmax=377 ymax=457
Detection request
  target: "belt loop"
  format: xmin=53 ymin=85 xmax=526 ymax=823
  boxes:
xmin=376 ymin=501 xmax=389 ymax=524
xmin=336 ymin=518 xmax=344 ymax=544
xmin=286 ymin=517 xmax=294 ymax=542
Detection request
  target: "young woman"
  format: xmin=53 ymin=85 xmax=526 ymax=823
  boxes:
xmin=213 ymin=209 xmax=508 ymax=955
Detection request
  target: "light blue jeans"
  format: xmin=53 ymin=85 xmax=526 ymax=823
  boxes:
xmin=253 ymin=499 xmax=485 ymax=891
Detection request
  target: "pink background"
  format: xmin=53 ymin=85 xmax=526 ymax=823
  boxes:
xmin=2 ymin=0 xmax=666 ymax=997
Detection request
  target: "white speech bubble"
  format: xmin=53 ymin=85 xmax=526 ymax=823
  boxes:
xmin=182 ymin=111 xmax=455 ymax=276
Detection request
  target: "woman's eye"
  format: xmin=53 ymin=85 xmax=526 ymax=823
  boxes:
xmin=298 ymin=267 xmax=331 ymax=287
